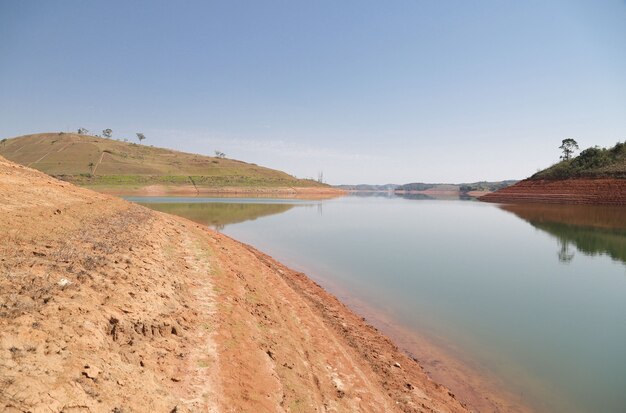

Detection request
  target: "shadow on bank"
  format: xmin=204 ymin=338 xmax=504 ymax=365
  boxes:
xmin=500 ymin=203 xmax=626 ymax=265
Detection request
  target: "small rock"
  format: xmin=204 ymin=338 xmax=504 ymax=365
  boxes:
xmin=58 ymin=278 xmax=72 ymax=288
xmin=393 ymin=362 xmax=401 ymax=368
xmin=171 ymin=377 xmax=181 ymax=382
xmin=83 ymin=366 xmax=101 ymax=380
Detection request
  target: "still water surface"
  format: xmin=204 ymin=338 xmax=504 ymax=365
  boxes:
xmin=131 ymin=195 xmax=626 ymax=413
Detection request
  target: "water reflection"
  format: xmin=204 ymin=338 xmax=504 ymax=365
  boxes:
xmin=500 ymin=204 xmax=626 ymax=265
xmin=136 ymin=201 xmax=297 ymax=230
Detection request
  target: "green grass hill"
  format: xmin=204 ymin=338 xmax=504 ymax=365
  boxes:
xmin=531 ymin=141 xmax=626 ymax=180
xmin=0 ymin=133 xmax=329 ymax=192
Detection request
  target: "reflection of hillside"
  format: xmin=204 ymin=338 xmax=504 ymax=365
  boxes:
xmin=396 ymin=193 xmax=435 ymax=200
xmin=501 ymin=204 xmax=626 ymax=264
xmin=139 ymin=202 xmax=295 ymax=228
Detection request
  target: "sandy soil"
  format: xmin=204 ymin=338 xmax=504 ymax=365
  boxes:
xmin=480 ymin=178 xmax=626 ymax=205
xmin=0 ymin=156 xmax=468 ymax=412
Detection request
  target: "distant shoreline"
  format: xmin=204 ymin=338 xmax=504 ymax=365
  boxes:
xmin=87 ymin=184 xmax=346 ymax=199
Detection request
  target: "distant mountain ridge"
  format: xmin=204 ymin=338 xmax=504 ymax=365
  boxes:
xmin=395 ymin=180 xmax=518 ymax=193
xmin=335 ymin=184 xmax=399 ymax=191
xmin=337 ymin=181 xmax=517 ymax=193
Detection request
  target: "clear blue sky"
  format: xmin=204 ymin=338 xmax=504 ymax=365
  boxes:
xmin=1 ymin=1 xmax=625 ymax=184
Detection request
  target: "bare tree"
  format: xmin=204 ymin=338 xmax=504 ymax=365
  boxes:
xmin=317 ymin=171 xmax=324 ymax=184
xmin=136 ymin=133 xmax=146 ymax=144
xmin=102 ymin=129 xmax=113 ymax=138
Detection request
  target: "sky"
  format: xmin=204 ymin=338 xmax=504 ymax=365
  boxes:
xmin=1 ymin=1 xmax=625 ymax=184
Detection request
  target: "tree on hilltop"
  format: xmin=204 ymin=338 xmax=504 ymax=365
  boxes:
xmin=77 ymin=127 xmax=88 ymax=135
xmin=559 ymin=138 xmax=579 ymax=161
xmin=136 ymin=133 xmax=146 ymax=144
xmin=103 ymin=129 xmax=113 ymax=138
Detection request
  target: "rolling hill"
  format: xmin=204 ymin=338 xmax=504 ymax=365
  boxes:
xmin=481 ymin=141 xmax=626 ymax=205
xmin=0 ymin=133 xmax=339 ymax=196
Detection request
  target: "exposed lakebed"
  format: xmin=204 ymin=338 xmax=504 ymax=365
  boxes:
xmin=130 ymin=194 xmax=626 ymax=413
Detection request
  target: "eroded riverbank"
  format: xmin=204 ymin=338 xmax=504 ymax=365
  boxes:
xmin=0 ymin=157 xmax=467 ymax=412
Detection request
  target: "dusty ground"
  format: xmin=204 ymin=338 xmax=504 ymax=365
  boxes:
xmin=0 ymin=156 xmax=468 ymax=412
xmin=480 ymin=178 xmax=626 ymax=205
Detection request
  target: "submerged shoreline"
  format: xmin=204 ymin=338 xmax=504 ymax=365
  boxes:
xmin=234 ymin=246 xmax=538 ymax=413
xmin=1 ymin=156 xmax=467 ymax=412
xmin=86 ymin=184 xmax=346 ymax=200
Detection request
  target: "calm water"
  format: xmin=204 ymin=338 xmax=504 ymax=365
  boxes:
xmin=133 ymin=195 xmax=626 ymax=413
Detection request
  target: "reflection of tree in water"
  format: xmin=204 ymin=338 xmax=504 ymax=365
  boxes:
xmin=500 ymin=204 xmax=626 ymax=265
xmin=557 ymin=239 xmax=575 ymax=263
xmin=535 ymin=222 xmax=626 ymax=265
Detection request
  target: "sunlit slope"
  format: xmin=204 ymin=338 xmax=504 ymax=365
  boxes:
xmin=0 ymin=133 xmax=327 ymax=189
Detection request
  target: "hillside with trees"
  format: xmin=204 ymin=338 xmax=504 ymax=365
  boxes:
xmin=481 ymin=140 xmax=626 ymax=205
xmin=531 ymin=140 xmax=626 ymax=180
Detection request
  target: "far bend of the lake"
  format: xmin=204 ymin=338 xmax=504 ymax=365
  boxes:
xmin=130 ymin=195 xmax=626 ymax=413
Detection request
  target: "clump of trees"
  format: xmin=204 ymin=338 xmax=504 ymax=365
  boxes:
xmin=214 ymin=150 xmax=226 ymax=158
xmin=532 ymin=139 xmax=626 ymax=179
xmin=73 ymin=127 xmax=147 ymax=143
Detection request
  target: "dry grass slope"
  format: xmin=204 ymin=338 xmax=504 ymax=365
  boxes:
xmin=0 ymin=133 xmax=329 ymax=191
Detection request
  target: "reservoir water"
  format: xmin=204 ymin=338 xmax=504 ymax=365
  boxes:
xmin=130 ymin=194 xmax=626 ymax=413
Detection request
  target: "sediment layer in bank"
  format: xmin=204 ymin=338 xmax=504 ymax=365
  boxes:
xmin=480 ymin=178 xmax=626 ymax=205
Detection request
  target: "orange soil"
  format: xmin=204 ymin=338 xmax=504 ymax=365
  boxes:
xmin=480 ymin=178 xmax=626 ymax=205
xmin=91 ymin=184 xmax=346 ymax=200
xmin=0 ymin=156 xmax=468 ymax=412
